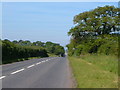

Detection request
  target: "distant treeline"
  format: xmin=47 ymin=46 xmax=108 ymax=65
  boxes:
xmin=66 ymin=5 xmax=119 ymax=56
xmin=1 ymin=39 xmax=65 ymax=64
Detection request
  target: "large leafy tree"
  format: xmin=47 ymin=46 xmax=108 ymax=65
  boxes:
xmin=32 ymin=41 xmax=45 ymax=47
xmin=68 ymin=5 xmax=120 ymax=42
xmin=67 ymin=5 xmax=119 ymax=56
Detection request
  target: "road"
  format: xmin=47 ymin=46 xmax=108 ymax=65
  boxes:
xmin=1 ymin=57 xmax=72 ymax=88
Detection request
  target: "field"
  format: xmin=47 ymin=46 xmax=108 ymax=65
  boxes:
xmin=68 ymin=54 xmax=118 ymax=88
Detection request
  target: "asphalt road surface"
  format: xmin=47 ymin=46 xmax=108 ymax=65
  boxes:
xmin=1 ymin=57 xmax=72 ymax=88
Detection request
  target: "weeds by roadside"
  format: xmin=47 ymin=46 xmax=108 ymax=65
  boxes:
xmin=68 ymin=55 xmax=118 ymax=88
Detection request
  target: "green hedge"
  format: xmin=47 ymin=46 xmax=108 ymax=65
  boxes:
xmin=67 ymin=35 xmax=118 ymax=56
xmin=2 ymin=40 xmax=48 ymax=64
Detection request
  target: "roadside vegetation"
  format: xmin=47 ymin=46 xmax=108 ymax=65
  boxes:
xmin=69 ymin=55 xmax=118 ymax=88
xmin=67 ymin=5 xmax=119 ymax=88
xmin=1 ymin=39 xmax=65 ymax=64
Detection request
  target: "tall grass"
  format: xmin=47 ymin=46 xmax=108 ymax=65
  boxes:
xmin=68 ymin=54 xmax=118 ymax=88
xmin=81 ymin=54 xmax=118 ymax=75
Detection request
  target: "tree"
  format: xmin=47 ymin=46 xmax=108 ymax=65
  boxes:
xmin=45 ymin=41 xmax=65 ymax=56
xmin=67 ymin=5 xmax=119 ymax=56
xmin=12 ymin=40 xmax=18 ymax=44
xmin=32 ymin=41 xmax=45 ymax=47
xmin=17 ymin=40 xmax=32 ymax=46
xmin=69 ymin=5 xmax=120 ymax=39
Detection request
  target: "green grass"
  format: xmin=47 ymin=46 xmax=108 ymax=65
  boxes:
xmin=81 ymin=54 xmax=118 ymax=75
xmin=68 ymin=54 xmax=118 ymax=88
xmin=48 ymin=53 xmax=59 ymax=57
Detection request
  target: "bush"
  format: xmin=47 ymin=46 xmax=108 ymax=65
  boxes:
xmin=2 ymin=40 xmax=48 ymax=64
xmin=98 ymin=41 xmax=118 ymax=55
xmin=69 ymin=35 xmax=118 ymax=56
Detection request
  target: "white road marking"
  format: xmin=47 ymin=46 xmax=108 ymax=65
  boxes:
xmin=0 ymin=58 xmax=56 ymax=78
xmin=42 ymin=61 xmax=45 ymax=63
xmin=11 ymin=68 xmax=25 ymax=74
xmin=36 ymin=62 xmax=41 ymax=65
xmin=46 ymin=60 xmax=48 ymax=61
xmin=27 ymin=64 xmax=35 ymax=68
xmin=3 ymin=58 xmax=55 ymax=77
xmin=0 ymin=76 xmax=6 ymax=79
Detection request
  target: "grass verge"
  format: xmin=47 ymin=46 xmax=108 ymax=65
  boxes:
xmin=48 ymin=53 xmax=59 ymax=57
xmin=68 ymin=54 xmax=118 ymax=88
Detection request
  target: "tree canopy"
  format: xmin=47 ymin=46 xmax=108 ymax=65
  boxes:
xmin=67 ymin=5 xmax=119 ymax=56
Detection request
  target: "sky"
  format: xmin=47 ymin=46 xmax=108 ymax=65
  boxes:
xmin=2 ymin=2 xmax=118 ymax=47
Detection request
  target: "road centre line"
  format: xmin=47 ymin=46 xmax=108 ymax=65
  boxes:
xmin=27 ymin=64 xmax=35 ymax=68
xmin=36 ymin=62 xmax=41 ymax=65
xmin=11 ymin=68 xmax=25 ymax=75
xmin=4 ymin=58 xmax=53 ymax=76
xmin=42 ymin=61 xmax=45 ymax=63
xmin=0 ymin=76 xmax=6 ymax=79
xmin=46 ymin=60 xmax=48 ymax=61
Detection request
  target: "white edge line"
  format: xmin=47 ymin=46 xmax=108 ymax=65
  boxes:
xmin=11 ymin=68 xmax=25 ymax=74
xmin=0 ymin=76 xmax=6 ymax=79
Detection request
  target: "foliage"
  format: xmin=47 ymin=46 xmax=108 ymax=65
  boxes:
xmin=2 ymin=40 xmax=48 ymax=64
xmin=72 ymin=6 xmax=120 ymax=35
xmin=67 ymin=5 xmax=119 ymax=56
xmin=12 ymin=40 xmax=65 ymax=57
xmin=45 ymin=41 xmax=65 ymax=56
xmin=2 ymin=39 xmax=65 ymax=64
xmin=67 ymin=6 xmax=119 ymax=88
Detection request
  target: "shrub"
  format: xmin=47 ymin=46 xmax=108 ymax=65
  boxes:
xmin=2 ymin=40 xmax=48 ymax=64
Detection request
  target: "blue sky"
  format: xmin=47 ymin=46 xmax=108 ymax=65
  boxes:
xmin=2 ymin=2 xmax=118 ymax=47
